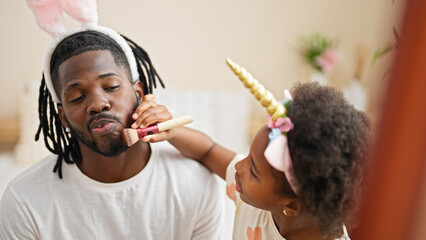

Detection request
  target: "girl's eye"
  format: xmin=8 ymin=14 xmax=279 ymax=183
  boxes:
xmin=250 ymin=166 xmax=259 ymax=180
xmin=105 ymin=85 xmax=120 ymax=91
xmin=70 ymin=95 xmax=84 ymax=103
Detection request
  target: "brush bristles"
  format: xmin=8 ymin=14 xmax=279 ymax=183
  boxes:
xmin=122 ymin=128 xmax=140 ymax=146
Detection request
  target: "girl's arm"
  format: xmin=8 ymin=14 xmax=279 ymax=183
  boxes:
xmin=131 ymin=94 xmax=236 ymax=180
xmin=166 ymin=126 xmax=236 ymax=180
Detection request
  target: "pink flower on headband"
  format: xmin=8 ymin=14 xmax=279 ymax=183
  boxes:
xmin=265 ymin=109 xmax=299 ymax=195
xmin=267 ymin=115 xmax=294 ymax=133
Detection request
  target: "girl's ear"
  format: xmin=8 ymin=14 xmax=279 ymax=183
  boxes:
xmin=133 ymin=81 xmax=144 ymax=100
xmin=282 ymin=198 xmax=303 ymax=217
xmin=57 ymin=105 xmax=69 ymax=129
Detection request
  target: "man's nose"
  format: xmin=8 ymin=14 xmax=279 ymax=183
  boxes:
xmin=87 ymin=93 xmax=111 ymax=115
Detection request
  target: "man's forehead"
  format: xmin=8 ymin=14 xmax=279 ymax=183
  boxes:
xmin=58 ymin=50 xmax=127 ymax=84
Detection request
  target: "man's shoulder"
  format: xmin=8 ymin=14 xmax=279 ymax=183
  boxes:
xmin=151 ymin=142 xmax=212 ymax=174
xmin=7 ymin=154 xmax=58 ymax=193
xmin=149 ymin=142 xmax=224 ymax=213
xmin=151 ymin=142 xmax=219 ymax=186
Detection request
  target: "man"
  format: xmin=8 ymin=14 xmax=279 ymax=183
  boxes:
xmin=0 ymin=29 xmax=224 ymax=239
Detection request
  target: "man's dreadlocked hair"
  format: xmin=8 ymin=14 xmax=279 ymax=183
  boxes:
xmin=35 ymin=31 xmax=164 ymax=179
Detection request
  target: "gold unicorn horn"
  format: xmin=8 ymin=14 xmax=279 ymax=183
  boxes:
xmin=226 ymin=58 xmax=285 ymax=121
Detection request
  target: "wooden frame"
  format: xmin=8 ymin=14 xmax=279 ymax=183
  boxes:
xmin=353 ymin=0 xmax=426 ymax=239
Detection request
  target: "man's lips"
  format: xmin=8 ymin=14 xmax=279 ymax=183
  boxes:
xmin=90 ymin=119 xmax=118 ymax=135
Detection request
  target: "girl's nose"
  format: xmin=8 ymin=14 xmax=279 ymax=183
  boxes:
xmin=235 ymin=157 xmax=247 ymax=176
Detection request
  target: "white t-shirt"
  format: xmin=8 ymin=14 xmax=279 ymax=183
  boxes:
xmin=225 ymin=155 xmax=350 ymax=240
xmin=0 ymin=142 xmax=224 ymax=240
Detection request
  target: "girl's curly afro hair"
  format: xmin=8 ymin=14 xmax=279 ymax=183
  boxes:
xmin=286 ymin=82 xmax=371 ymax=237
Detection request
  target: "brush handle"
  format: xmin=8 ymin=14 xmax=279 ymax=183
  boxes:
xmin=136 ymin=125 xmax=159 ymax=138
xmin=136 ymin=115 xmax=194 ymax=138
xmin=157 ymin=115 xmax=194 ymax=131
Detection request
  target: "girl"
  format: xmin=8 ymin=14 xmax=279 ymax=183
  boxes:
xmin=135 ymin=61 xmax=370 ymax=240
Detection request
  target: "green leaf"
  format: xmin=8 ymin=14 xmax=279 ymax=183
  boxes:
xmin=393 ymin=27 xmax=400 ymax=48
xmin=370 ymin=44 xmax=393 ymax=67
xmin=299 ymin=33 xmax=334 ymax=70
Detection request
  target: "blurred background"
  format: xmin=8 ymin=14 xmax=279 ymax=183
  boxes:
xmin=0 ymin=0 xmax=404 ymax=148
xmin=1 ymin=0 xmax=420 ymax=239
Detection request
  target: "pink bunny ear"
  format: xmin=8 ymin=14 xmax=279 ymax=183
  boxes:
xmin=26 ymin=0 xmax=65 ymax=36
xmin=59 ymin=0 xmax=98 ymax=26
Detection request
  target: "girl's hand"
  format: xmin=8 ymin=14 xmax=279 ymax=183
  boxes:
xmin=130 ymin=94 xmax=173 ymax=143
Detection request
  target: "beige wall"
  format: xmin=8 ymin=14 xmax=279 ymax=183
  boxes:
xmin=0 ymin=0 xmax=404 ymax=122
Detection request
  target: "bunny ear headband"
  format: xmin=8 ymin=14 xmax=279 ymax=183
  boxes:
xmin=226 ymin=59 xmax=300 ymax=195
xmin=26 ymin=0 xmax=139 ymax=103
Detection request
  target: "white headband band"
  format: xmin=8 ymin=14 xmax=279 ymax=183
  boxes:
xmin=26 ymin=0 xmax=139 ymax=103
xmin=43 ymin=25 xmax=139 ymax=103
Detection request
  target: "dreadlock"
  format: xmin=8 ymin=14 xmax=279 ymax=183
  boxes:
xmin=35 ymin=31 xmax=164 ymax=179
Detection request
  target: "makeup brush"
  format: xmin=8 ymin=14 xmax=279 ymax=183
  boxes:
xmin=122 ymin=115 xmax=194 ymax=146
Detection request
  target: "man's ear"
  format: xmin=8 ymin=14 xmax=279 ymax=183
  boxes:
xmin=281 ymin=197 xmax=303 ymax=217
xmin=57 ymin=105 xmax=69 ymax=129
xmin=132 ymin=81 xmax=144 ymax=100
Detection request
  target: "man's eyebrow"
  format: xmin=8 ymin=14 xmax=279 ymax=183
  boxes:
xmin=97 ymin=72 xmax=119 ymax=79
xmin=63 ymin=73 xmax=119 ymax=94
xmin=64 ymin=82 xmax=80 ymax=93
xmin=250 ymin=155 xmax=258 ymax=173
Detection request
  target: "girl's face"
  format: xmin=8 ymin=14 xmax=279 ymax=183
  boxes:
xmin=235 ymin=126 xmax=291 ymax=211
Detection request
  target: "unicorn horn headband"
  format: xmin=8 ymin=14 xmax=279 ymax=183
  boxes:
xmin=226 ymin=58 xmax=285 ymax=121
xmin=226 ymin=58 xmax=300 ymax=195
xmin=26 ymin=0 xmax=139 ymax=103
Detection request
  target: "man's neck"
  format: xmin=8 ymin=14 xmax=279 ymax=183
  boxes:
xmin=76 ymin=141 xmax=151 ymax=183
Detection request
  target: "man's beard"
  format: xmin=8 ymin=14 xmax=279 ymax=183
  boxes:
xmin=67 ymin=98 xmax=140 ymax=157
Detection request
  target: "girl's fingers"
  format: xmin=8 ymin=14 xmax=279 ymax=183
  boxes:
xmin=140 ymin=107 xmax=172 ymax=128
xmin=144 ymin=94 xmax=156 ymax=102
xmin=142 ymin=131 xmax=170 ymax=143
xmin=131 ymin=94 xmax=173 ymax=129
xmin=132 ymin=105 xmax=172 ymax=129
xmin=132 ymin=97 xmax=157 ymax=121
